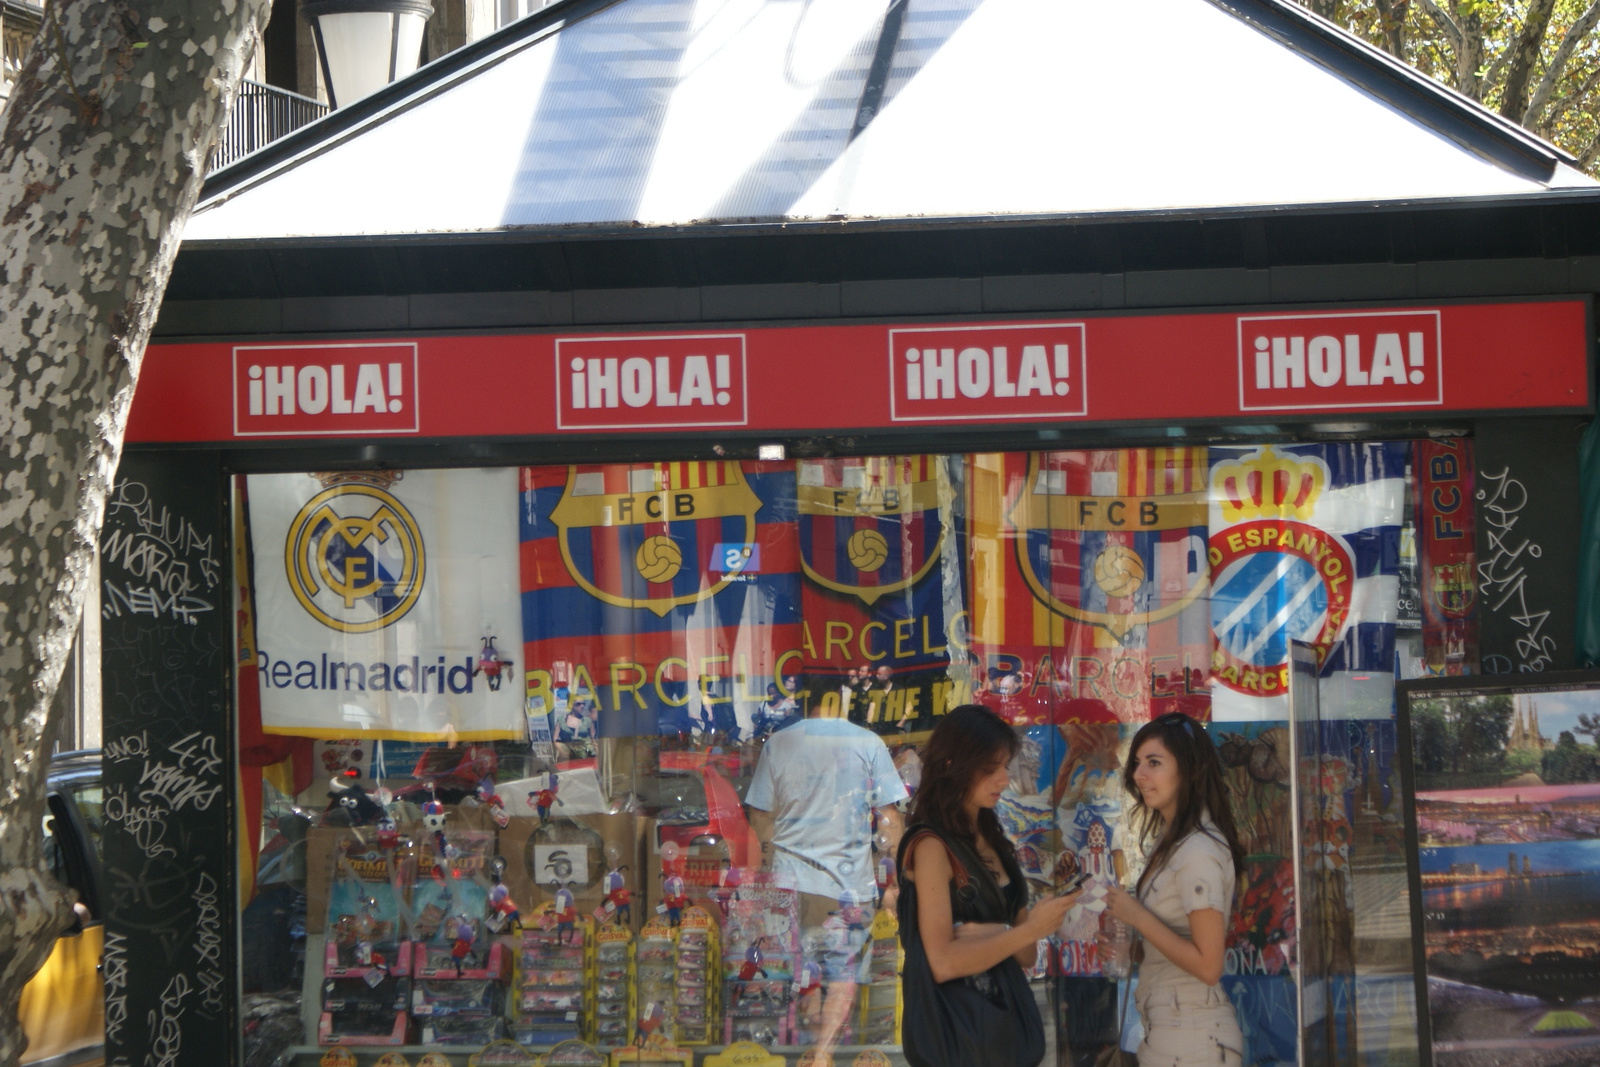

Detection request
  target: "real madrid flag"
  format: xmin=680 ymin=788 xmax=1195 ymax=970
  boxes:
xmin=968 ymin=449 xmax=1213 ymax=725
xmin=248 ymin=469 xmax=526 ymax=740
xmin=1207 ymin=443 xmax=1407 ymax=721
xmin=520 ymin=461 xmax=802 ymax=739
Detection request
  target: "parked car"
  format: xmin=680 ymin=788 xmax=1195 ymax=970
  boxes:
xmin=19 ymin=750 xmax=104 ymax=1067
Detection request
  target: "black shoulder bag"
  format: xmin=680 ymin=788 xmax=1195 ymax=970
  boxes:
xmin=895 ymin=825 xmax=1046 ymax=1067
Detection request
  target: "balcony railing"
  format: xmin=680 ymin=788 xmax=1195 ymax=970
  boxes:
xmin=211 ymin=79 xmax=328 ymax=173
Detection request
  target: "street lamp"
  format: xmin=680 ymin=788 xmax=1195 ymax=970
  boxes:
xmin=301 ymin=0 xmax=435 ymax=109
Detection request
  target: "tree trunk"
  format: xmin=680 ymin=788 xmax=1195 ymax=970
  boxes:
xmin=1501 ymin=0 xmax=1559 ymax=120
xmin=0 ymin=2 xmax=270 ymax=1065
xmin=1454 ymin=2 xmax=1486 ymax=100
xmin=1373 ymin=0 xmax=1409 ymax=58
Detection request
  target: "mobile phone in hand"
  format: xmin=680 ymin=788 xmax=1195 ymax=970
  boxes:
xmin=1056 ymin=870 xmax=1091 ymax=897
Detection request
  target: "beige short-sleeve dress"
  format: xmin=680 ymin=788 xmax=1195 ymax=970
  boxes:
xmin=1133 ymin=824 xmax=1244 ymax=1067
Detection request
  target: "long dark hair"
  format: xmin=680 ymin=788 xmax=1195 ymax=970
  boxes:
xmin=1123 ymin=712 xmax=1246 ymax=895
xmin=911 ymin=705 xmax=1021 ymax=876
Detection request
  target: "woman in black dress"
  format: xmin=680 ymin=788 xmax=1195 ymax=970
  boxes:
xmin=897 ymin=704 xmax=1080 ymax=1067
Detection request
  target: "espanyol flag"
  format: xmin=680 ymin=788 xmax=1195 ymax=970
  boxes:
xmin=1207 ymin=443 xmax=1407 ymax=721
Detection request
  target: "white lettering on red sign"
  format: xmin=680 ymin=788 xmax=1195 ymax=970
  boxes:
xmin=232 ymin=343 xmax=419 ymax=436
xmin=887 ymin=323 xmax=1088 ymax=422
xmin=1236 ymin=311 xmax=1443 ymax=411
xmin=554 ymin=333 xmax=748 ymax=430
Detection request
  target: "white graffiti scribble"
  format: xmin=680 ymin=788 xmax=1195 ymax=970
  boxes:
xmin=1477 ymin=467 xmax=1557 ymax=672
xmin=106 ymin=481 xmax=220 ymax=588
xmin=145 ymin=972 xmax=189 ymax=1067
xmin=103 ymin=732 xmax=149 ymax=763
xmin=102 ymin=931 xmax=129 ymax=1045
xmin=103 ymin=786 xmax=174 ymax=859
xmin=196 ymin=967 xmax=225 ymax=1015
xmin=101 ymin=580 xmax=214 ymax=626
xmin=193 ymin=872 xmax=222 ymax=971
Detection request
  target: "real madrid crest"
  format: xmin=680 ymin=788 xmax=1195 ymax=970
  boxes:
xmin=549 ymin=462 xmax=762 ymax=618
xmin=284 ymin=471 xmax=424 ymax=633
xmin=1208 ymin=446 xmax=1355 ymax=696
xmin=1009 ymin=452 xmax=1209 ymax=642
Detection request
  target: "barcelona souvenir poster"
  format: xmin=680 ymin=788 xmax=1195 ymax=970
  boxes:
xmin=519 ymin=461 xmax=802 ymax=741
xmin=1207 ymin=442 xmax=1407 ymax=721
xmin=1414 ymin=438 xmax=1480 ymax=675
xmin=247 ymin=468 xmax=526 ymax=740
xmin=794 ymin=455 xmax=965 ymax=735
xmin=967 ymin=448 xmax=1212 ymax=725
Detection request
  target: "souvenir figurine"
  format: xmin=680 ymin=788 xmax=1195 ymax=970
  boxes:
xmin=552 ymin=886 xmax=577 ymax=944
xmin=449 ymin=914 xmax=476 ymax=975
xmin=529 ymin=775 xmax=559 ymax=822
xmin=601 ymin=866 xmax=631 ymax=925
xmin=712 ymin=857 xmax=741 ymax=918
xmin=487 ymin=883 xmax=522 ymax=933
xmin=477 ymin=777 xmax=510 ymax=829
xmin=737 ymin=938 xmax=770 ymax=982
xmin=474 ymin=635 xmax=511 ymax=692
xmin=375 ymin=815 xmax=400 ymax=851
xmin=634 ymin=1001 xmax=665 ymax=1046
xmin=661 ymin=873 xmax=689 ymax=927
xmin=420 ymin=799 xmax=451 ymax=857
xmin=329 ymin=770 xmax=385 ymax=825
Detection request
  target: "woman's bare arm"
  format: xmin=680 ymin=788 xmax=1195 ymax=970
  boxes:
xmin=910 ymin=837 xmax=1076 ymax=982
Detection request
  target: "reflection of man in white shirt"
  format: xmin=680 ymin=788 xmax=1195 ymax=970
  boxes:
xmin=745 ymin=713 xmax=906 ymax=1050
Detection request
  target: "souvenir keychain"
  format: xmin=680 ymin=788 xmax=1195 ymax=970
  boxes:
xmin=485 ymin=857 xmax=523 ymax=933
xmin=552 ymin=885 xmax=578 ymax=944
xmin=599 ymin=864 xmax=631 ymax=925
xmin=529 ymin=775 xmax=560 ymax=822
xmin=448 ymin=914 xmax=477 ymax=975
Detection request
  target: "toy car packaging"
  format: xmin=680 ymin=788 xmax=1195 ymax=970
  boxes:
xmin=325 ymin=847 xmax=412 ymax=979
xmin=593 ymin=922 xmax=635 ymax=1048
xmin=511 ymin=903 xmax=595 ymax=1047
xmin=417 ymin=1013 xmax=506 ymax=1046
xmin=410 ymin=978 xmax=504 ymax=1017
xmin=607 ymin=1038 xmax=693 ymax=1067
xmin=857 ymin=910 xmax=902 ymax=1046
xmin=533 ymin=1040 xmax=607 ymax=1067
xmin=408 ymin=837 xmax=510 ymax=981
xmin=317 ymin=976 xmax=410 ymax=1046
xmin=719 ymin=883 xmax=800 ymax=1047
xmin=670 ymin=908 xmax=718 ymax=1045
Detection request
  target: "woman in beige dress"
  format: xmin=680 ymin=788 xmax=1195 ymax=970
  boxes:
xmin=1103 ymin=712 xmax=1246 ymax=1067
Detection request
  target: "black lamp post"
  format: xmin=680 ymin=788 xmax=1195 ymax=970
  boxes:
xmin=301 ymin=0 xmax=435 ymax=109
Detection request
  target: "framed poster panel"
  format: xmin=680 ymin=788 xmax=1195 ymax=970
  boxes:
xmin=1398 ymin=670 xmax=1600 ymax=1067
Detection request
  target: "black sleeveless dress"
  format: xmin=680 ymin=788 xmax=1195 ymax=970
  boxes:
xmin=895 ymin=823 xmax=1045 ymax=1067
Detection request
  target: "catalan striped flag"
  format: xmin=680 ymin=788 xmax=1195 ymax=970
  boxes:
xmin=968 ymin=449 xmax=1213 ymax=725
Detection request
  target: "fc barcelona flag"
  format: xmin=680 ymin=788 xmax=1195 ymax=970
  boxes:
xmin=968 ymin=449 xmax=1212 ymax=725
xmin=796 ymin=455 xmax=966 ymax=733
xmin=520 ymin=461 xmax=802 ymax=739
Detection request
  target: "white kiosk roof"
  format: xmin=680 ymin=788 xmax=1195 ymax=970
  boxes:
xmin=187 ymin=0 xmax=1594 ymax=243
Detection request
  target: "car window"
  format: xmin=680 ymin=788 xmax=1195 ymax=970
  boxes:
xmin=65 ymin=784 xmax=103 ymax=865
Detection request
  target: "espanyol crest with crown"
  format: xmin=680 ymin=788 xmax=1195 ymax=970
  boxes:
xmin=1009 ymin=450 xmax=1210 ymax=642
xmin=549 ymin=462 xmax=763 ymax=618
xmin=1208 ymin=446 xmax=1356 ymax=696
xmin=796 ymin=456 xmax=943 ymax=604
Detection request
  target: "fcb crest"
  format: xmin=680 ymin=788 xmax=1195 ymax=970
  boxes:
xmin=1009 ymin=451 xmax=1209 ymax=642
xmin=797 ymin=456 xmax=943 ymax=605
xmin=1208 ymin=446 xmax=1356 ymax=696
xmin=1429 ymin=562 xmax=1475 ymax=617
xmin=550 ymin=462 xmax=762 ymax=617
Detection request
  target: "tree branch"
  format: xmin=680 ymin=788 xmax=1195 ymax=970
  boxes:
xmin=1525 ymin=0 xmax=1600 ymax=126
xmin=1416 ymin=0 xmax=1463 ymax=54
xmin=1501 ymin=0 xmax=1559 ymax=121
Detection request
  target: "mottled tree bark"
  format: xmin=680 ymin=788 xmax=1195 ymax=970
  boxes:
xmin=1500 ymin=0 xmax=1558 ymax=121
xmin=0 ymin=2 xmax=270 ymax=1065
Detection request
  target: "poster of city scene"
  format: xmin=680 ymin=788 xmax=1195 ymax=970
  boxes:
xmin=1403 ymin=676 xmax=1600 ymax=1066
